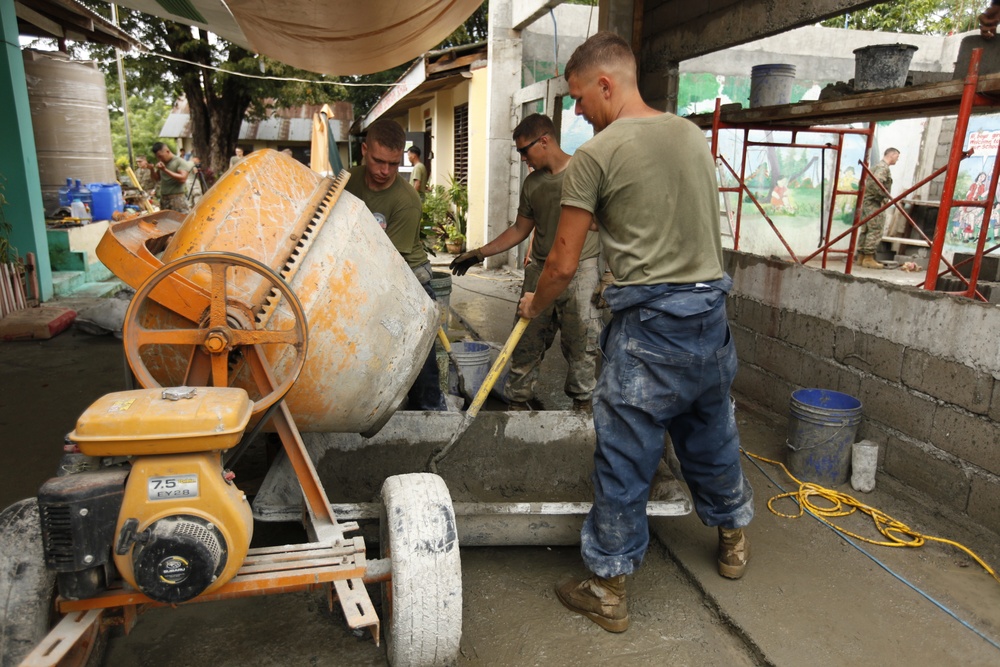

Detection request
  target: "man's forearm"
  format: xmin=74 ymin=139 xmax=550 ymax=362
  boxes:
xmin=479 ymin=219 xmax=533 ymax=257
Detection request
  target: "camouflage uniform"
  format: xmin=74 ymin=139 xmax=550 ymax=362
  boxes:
xmin=858 ymin=159 xmax=893 ymax=255
xmin=506 ymin=257 xmax=602 ymax=403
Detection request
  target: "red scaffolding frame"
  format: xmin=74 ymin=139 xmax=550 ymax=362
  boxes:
xmin=701 ymin=48 xmax=1000 ymax=302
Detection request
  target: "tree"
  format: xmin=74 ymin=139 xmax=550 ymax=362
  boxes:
xmin=106 ymin=84 xmax=172 ymax=164
xmin=823 ymin=0 xmax=978 ymax=34
xmin=76 ymin=3 xmax=347 ymax=175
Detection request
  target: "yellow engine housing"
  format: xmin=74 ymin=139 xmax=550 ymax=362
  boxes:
xmin=114 ymin=452 xmax=253 ymax=601
xmin=68 ymin=387 xmax=256 ymax=602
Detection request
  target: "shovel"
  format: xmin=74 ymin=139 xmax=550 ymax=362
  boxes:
xmin=428 ymin=317 xmax=530 ymax=473
xmin=438 ymin=327 xmax=469 ymax=406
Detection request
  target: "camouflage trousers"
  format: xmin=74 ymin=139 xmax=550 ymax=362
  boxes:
xmin=159 ymin=194 xmax=191 ymax=214
xmin=504 ymin=257 xmax=603 ymax=403
xmin=857 ymin=202 xmax=886 ymax=254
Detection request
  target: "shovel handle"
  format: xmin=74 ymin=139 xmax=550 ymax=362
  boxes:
xmin=466 ymin=317 xmax=530 ymax=419
xmin=437 ymin=326 xmax=452 ymax=353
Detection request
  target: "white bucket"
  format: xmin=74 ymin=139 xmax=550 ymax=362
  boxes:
xmin=449 ymin=341 xmax=491 ymax=400
xmin=749 ymin=64 xmax=796 ymax=108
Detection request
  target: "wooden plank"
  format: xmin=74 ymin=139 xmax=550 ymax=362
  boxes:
xmin=688 ymin=74 xmax=1000 ymax=128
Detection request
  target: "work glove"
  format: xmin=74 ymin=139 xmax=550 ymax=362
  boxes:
xmin=592 ymin=270 xmax=615 ymax=309
xmin=450 ymin=247 xmax=485 ymax=276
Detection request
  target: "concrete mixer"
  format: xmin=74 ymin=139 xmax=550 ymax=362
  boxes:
xmin=95 ymin=149 xmax=438 ymax=434
xmin=1 ymin=151 xmax=463 ymax=667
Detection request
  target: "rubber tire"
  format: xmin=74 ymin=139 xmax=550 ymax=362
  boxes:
xmin=0 ymin=498 xmax=55 ymax=667
xmin=380 ymin=473 xmax=462 ymax=667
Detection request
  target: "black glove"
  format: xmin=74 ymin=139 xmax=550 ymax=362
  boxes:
xmin=450 ymin=247 xmax=485 ymax=276
xmin=592 ymin=270 xmax=615 ymax=309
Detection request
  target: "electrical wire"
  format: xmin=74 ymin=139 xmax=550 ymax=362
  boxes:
xmin=139 ymin=49 xmax=399 ymax=87
xmin=743 ymin=448 xmax=1000 ymax=652
xmin=451 ymin=279 xmax=520 ymax=303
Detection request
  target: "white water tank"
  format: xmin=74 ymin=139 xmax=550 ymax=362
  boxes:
xmin=22 ymin=50 xmax=117 ymax=213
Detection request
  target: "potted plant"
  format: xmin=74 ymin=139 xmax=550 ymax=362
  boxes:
xmin=443 ymin=223 xmax=465 ymax=254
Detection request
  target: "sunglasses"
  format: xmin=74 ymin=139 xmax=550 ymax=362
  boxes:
xmin=516 ymin=133 xmax=548 ymax=157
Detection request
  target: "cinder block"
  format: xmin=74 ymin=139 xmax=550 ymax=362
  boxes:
xmin=930 ymin=406 xmax=1000 ymax=476
xmin=967 ymin=472 xmax=1000 ymax=536
xmin=835 ymin=329 xmax=904 ymax=383
xmin=755 ymin=337 xmax=804 ymax=383
xmin=952 ymin=253 xmax=1000 ymax=282
xmin=989 ymin=379 xmax=1000 ymax=422
xmin=730 ymin=324 xmax=757 ymax=366
xmin=883 ymin=436 xmax=971 ymax=511
xmin=858 ymin=376 xmax=936 ymax=441
xmin=733 ymin=364 xmax=793 ymax=416
xmin=901 ymin=348 xmax=993 ymax=415
xmin=737 ymin=299 xmax=781 ymax=338
xmin=797 ymin=356 xmax=843 ymax=394
xmin=779 ymin=310 xmax=835 ymax=358
xmin=836 ymin=368 xmax=862 ymax=401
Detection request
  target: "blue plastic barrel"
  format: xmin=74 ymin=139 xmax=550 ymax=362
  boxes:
xmin=786 ymin=389 xmax=862 ymax=486
xmin=87 ymin=183 xmax=124 ymax=221
xmin=58 ymin=178 xmax=73 ymax=207
xmin=70 ymin=180 xmax=92 ymax=209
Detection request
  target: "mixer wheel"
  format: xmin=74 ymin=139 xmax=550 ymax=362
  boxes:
xmin=379 ymin=473 xmax=462 ymax=666
xmin=122 ymin=252 xmax=308 ymax=414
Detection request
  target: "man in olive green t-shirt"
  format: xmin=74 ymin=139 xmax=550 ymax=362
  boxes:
xmin=345 ymin=119 xmax=445 ymax=411
xmin=450 ymin=113 xmax=602 ymax=412
xmin=407 ymin=146 xmax=428 ymax=195
xmin=151 ymin=142 xmax=191 ymax=214
xmin=518 ymin=32 xmax=754 ymax=632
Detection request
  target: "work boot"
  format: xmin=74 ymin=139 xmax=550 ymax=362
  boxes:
xmin=717 ymin=527 xmax=750 ymax=579
xmin=555 ymin=574 xmax=629 ymax=632
xmin=860 ymin=253 xmax=884 ymax=269
xmin=572 ymin=398 xmax=592 ymax=413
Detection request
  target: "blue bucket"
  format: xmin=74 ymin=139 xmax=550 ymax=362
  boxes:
xmin=786 ymin=389 xmax=862 ymax=486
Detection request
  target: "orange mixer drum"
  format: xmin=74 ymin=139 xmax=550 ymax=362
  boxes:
xmin=125 ymin=149 xmax=437 ymax=432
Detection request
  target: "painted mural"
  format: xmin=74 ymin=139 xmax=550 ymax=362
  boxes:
xmin=944 ymin=114 xmax=1000 ymax=255
xmin=679 ymin=71 xmax=930 ymax=259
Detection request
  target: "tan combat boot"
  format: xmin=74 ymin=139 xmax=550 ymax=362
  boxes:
xmin=860 ymin=253 xmax=884 ymax=269
xmin=555 ymin=574 xmax=629 ymax=632
xmin=718 ymin=527 xmax=750 ymax=579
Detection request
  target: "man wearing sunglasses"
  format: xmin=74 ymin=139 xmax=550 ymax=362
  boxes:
xmin=450 ymin=113 xmax=602 ymax=413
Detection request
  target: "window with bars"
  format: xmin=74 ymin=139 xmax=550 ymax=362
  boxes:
xmin=453 ymin=103 xmax=469 ymax=184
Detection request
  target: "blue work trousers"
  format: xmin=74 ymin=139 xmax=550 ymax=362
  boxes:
xmin=582 ymin=294 xmax=754 ymax=578
xmin=407 ymin=279 xmax=447 ymax=411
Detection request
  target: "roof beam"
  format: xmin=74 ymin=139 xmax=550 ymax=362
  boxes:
xmin=512 ymin=0 xmax=565 ymax=31
xmin=641 ymin=0 xmax=881 ymax=69
xmin=14 ymin=3 xmax=64 ymax=37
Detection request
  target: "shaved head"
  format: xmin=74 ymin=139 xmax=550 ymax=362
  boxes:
xmin=564 ymin=31 xmax=637 ymax=87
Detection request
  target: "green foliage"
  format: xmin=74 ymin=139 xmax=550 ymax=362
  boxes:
xmin=108 ymin=92 xmax=172 ymax=163
xmin=422 ymin=180 xmax=469 ymax=247
xmin=823 ymin=1 xmax=977 ymax=34
xmin=422 ymin=186 xmax=453 ymax=249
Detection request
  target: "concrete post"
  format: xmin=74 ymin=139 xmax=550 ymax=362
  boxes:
xmin=483 ymin=0 xmax=522 ymax=270
xmin=0 ymin=0 xmax=52 ymax=301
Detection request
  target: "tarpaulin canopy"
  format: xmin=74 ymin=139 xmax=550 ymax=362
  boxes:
xmin=108 ymin=0 xmax=483 ymax=75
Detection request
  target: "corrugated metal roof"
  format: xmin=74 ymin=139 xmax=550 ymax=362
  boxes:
xmin=160 ymin=113 xmax=191 ymax=138
xmin=160 ymin=100 xmax=354 ymax=143
xmin=288 ymin=118 xmax=312 ymax=142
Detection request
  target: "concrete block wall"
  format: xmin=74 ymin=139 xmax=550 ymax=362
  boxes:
xmin=725 ymin=250 xmax=1000 ymax=533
